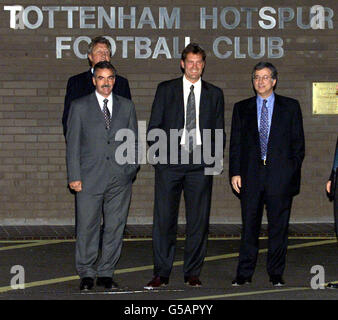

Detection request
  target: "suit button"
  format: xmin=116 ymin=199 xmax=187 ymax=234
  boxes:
xmin=107 ymin=141 xmax=110 ymax=144
xmin=106 ymin=157 xmax=110 ymax=160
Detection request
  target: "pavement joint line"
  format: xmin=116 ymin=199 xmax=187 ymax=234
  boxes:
xmin=288 ymin=237 xmax=336 ymax=240
xmin=179 ymin=280 xmax=338 ymax=300
xmin=0 ymin=239 xmax=336 ymax=294
xmin=179 ymin=286 xmax=311 ymax=300
xmin=0 ymin=240 xmax=43 ymax=244
xmin=203 ymin=239 xmax=337 ymax=262
xmin=0 ymin=236 xmax=335 ymax=245
xmin=0 ymin=240 xmax=69 ymax=251
xmin=287 ymin=239 xmax=337 ymax=250
xmin=0 ymin=276 xmax=80 ymax=293
xmin=75 ymin=289 xmax=185 ymax=295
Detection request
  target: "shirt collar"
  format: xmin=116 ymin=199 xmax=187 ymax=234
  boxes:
xmin=257 ymin=92 xmax=275 ymax=106
xmin=183 ymin=75 xmax=201 ymax=90
xmin=95 ymin=91 xmax=113 ymax=104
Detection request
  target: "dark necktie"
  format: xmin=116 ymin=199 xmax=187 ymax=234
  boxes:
xmin=103 ymin=98 xmax=111 ymax=129
xmin=185 ymin=85 xmax=196 ymax=152
xmin=259 ymin=99 xmax=268 ymax=160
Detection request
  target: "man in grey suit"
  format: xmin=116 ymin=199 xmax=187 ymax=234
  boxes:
xmin=66 ymin=61 xmax=139 ymax=291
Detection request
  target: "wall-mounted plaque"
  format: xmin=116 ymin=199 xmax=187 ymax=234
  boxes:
xmin=313 ymin=82 xmax=338 ymax=115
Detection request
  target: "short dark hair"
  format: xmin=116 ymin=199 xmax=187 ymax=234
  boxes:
xmin=252 ymin=61 xmax=278 ymax=90
xmin=87 ymin=36 xmax=112 ymax=57
xmin=93 ymin=61 xmax=116 ymax=77
xmin=181 ymin=43 xmax=206 ymax=62
xmin=180 ymin=43 xmax=206 ymax=74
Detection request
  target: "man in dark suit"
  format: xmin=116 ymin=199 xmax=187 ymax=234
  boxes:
xmin=145 ymin=43 xmax=226 ymax=289
xmin=63 ymin=36 xmax=131 ymax=136
xmin=66 ymin=61 xmax=138 ymax=291
xmin=229 ymin=62 xmax=305 ymax=287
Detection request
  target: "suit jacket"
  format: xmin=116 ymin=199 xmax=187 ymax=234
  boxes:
xmin=147 ymin=77 xmax=226 ymax=166
xmin=229 ymin=94 xmax=305 ymax=196
xmin=63 ymin=69 xmax=131 ymax=136
xmin=66 ymin=92 xmax=139 ymax=194
xmin=328 ymin=137 xmax=338 ymax=198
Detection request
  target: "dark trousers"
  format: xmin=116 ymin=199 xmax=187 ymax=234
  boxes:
xmin=237 ymin=165 xmax=293 ymax=279
xmin=152 ymin=164 xmax=213 ymax=278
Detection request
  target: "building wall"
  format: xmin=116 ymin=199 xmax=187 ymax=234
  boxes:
xmin=0 ymin=1 xmax=337 ymax=225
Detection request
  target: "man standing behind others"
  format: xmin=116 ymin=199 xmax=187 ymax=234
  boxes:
xmin=63 ymin=36 xmax=131 ymax=136
xmin=229 ymin=62 xmax=305 ymax=287
xmin=145 ymin=43 xmax=226 ymax=289
xmin=66 ymin=61 xmax=138 ymax=291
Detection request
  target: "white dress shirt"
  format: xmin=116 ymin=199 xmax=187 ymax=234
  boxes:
xmin=95 ymin=91 xmax=113 ymax=116
xmin=181 ymin=75 xmax=202 ymax=146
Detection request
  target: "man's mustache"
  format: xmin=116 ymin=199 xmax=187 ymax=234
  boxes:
xmin=101 ymin=84 xmax=111 ymax=88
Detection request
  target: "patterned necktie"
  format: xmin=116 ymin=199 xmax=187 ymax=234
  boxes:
xmin=185 ymin=85 xmax=196 ymax=152
xmin=259 ymin=99 xmax=268 ymax=160
xmin=103 ymin=98 xmax=111 ymax=130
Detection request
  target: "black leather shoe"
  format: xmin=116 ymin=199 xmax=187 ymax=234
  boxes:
xmin=270 ymin=275 xmax=285 ymax=287
xmin=96 ymin=277 xmax=119 ymax=289
xmin=327 ymin=283 xmax=338 ymax=289
xmin=80 ymin=277 xmax=94 ymax=291
xmin=232 ymin=276 xmax=252 ymax=286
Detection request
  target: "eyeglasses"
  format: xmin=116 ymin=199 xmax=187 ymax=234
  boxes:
xmin=253 ymin=75 xmax=273 ymax=82
xmin=94 ymin=50 xmax=110 ymax=57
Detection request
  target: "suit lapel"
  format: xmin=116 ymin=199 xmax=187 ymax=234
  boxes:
xmin=109 ymin=94 xmax=122 ymax=134
xmin=267 ymin=94 xmax=284 ymax=158
xmin=88 ymin=92 xmax=105 ymax=125
xmin=174 ymin=78 xmax=185 ymax=129
xmin=199 ymin=80 xmax=209 ymax=130
xmin=86 ymin=69 xmax=95 ymax=92
xmin=247 ymin=97 xmax=260 ymax=147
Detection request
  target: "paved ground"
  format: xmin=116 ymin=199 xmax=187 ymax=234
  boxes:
xmin=0 ymin=223 xmax=335 ymax=240
xmin=0 ymin=224 xmax=336 ymax=318
xmin=0 ymin=237 xmax=337 ymax=300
